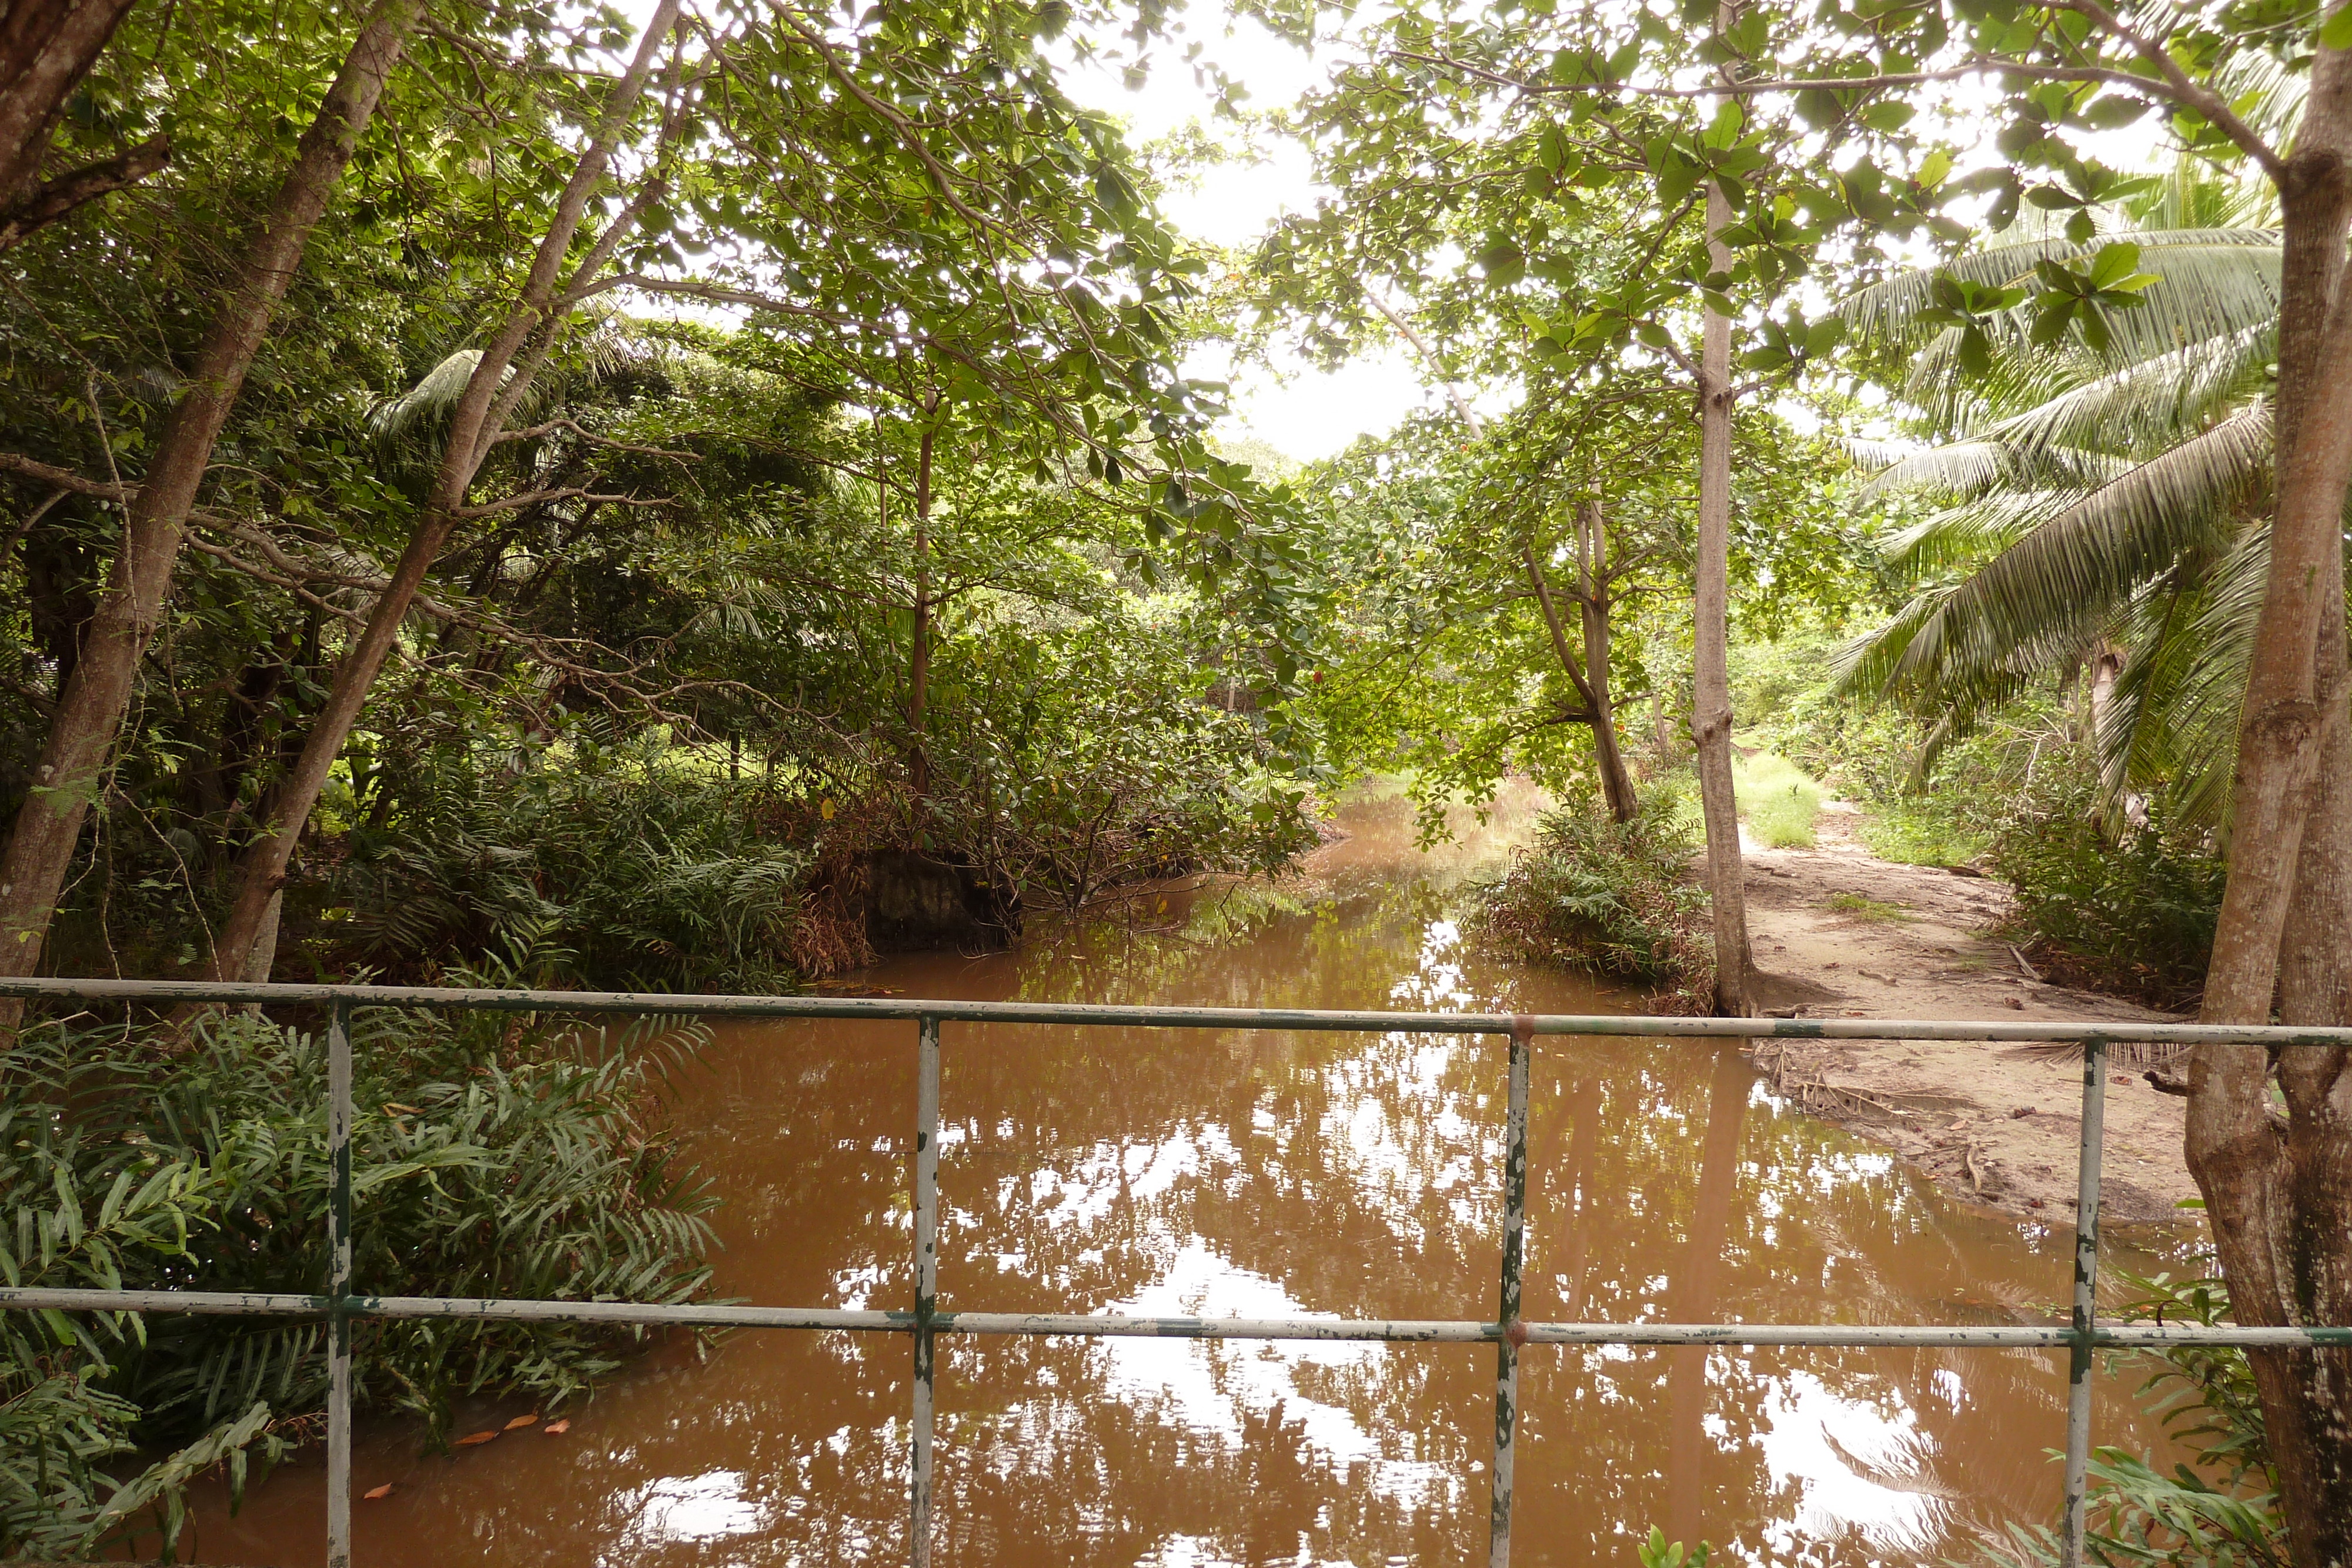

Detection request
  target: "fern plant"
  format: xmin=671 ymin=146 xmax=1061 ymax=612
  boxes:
xmin=0 ymin=994 xmax=718 ymax=1554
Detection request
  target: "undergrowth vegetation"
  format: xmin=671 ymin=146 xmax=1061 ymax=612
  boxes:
xmin=1730 ymin=751 xmax=1822 ymax=848
xmin=1986 ymin=770 xmax=2229 ymax=1010
xmin=1975 ymin=1272 xmax=2283 ymax=1568
xmin=317 ymin=735 xmax=816 ymax=991
xmin=1469 ymin=785 xmax=1713 ymax=1010
xmin=0 ymin=996 xmax=714 ymax=1556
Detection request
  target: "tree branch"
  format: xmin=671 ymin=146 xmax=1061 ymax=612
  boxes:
xmin=0 ymin=451 xmax=133 ymax=500
xmin=1525 ymin=546 xmax=1602 ymax=716
xmin=2046 ymin=0 xmax=2284 ymax=180
xmin=493 ymin=415 xmax=698 ymax=459
xmin=453 ymin=485 xmax=667 ymax=520
xmin=0 ymin=135 xmax=171 ymax=253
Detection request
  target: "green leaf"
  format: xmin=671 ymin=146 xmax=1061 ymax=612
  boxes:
xmin=1957 ymin=323 xmax=1992 ymax=377
xmin=2087 ymin=240 xmax=2144 ymax=288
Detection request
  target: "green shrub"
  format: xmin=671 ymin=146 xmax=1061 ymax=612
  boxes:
xmin=1731 ymin=751 xmax=1822 ymax=847
xmin=1858 ymin=799 xmax=1989 ymax=867
xmin=319 ymin=733 xmax=814 ymax=992
xmin=1470 ymin=789 xmax=1712 ymax=1009
xmin=0 ymin=994 xmax=716 ymax=1554
xmin=1987 ymin=765 xmax=2224 ymax=1007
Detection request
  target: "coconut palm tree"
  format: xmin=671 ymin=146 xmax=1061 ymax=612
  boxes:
xmin=1833 ymin=163 xmax=2287 ymax=825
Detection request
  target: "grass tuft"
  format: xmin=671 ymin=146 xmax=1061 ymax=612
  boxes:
xmin=1824 ymin=891 xmax=1910 ymax=921
xmin=1732 ymin=751 xmax=1822 ymax=848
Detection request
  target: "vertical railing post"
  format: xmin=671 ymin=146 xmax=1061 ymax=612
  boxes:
xmin=326 ymin=1001 xmax=355 ymax=1568
xmin=2059 ymin=1035 xmax=2107 ymax=1568
xmin=1489 ymin=1018 xmax=1534 ymax=1568
xmin=911 ymin=1015 xmax=941 ymax=1568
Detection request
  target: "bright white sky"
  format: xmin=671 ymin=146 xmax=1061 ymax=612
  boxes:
xmin=1054 ymin=12 xmax=1439 ymax=462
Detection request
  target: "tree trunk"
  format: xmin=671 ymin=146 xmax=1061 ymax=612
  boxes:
xmin=1525 ymin=544 xmax=1633 ymax=820
xmin=1575 ymin=500 xmax=1638 ymax=822
xmin=1690 ymin=171 xmax=1752 ymax=1017
xmin=907 ymin=421 xmax=933 ymax=801
xmin=240 ymin=888 xmax=281 ymax=983
xmin=2187 ymin=40 xmax=2352 ymax=1567
xmin=2086 ymin=642 xmax=2122 ymax=754
xmin=0 ymin=0 xmax=163 ymax=252
xmin=0 ymin=0 xmax=420 ymax=1024
xmin=200 ymin=0 xmax=683 ymax=987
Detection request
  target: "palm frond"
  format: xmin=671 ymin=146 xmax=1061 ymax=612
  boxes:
xmin=1977 ymin=319 xmax=2277 ymax=459
xmin=1860 ymin=439 xmax=2130 ymax=502
xmin=1846 ymin=407 xmax=2270 ymax=711
xmin=1843 ymin=230 xmax=2279 ymax=357
xmin=2105 ymin=529 xmax=2270 ymax=831
xmin=368 ymin=350 xmax=489 ymax=448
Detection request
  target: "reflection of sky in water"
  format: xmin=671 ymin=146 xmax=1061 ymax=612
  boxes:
xmin=1755 ymin=1371 xmax=1952 ymax=1557
xmin=606 ymin=1468 xmax=765 ymax=1555
xmin=1098 ymin=1239 xmax=1457 ymax=1507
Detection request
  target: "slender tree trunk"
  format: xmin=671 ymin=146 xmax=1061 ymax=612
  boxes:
xmin=0 ymin=0 xmax=420 ymax=1022
xmin=1690 ymin=171 xmax=1752 ymax=1016
xmin=2086 ymin=643 xmax=2122 ymax=756
xmin=0 ymin=0 xmax=168 ymax=252
xmin=2188 ymin=40 xmax=2352 ymax=1566
xmin=1526 ymin=543 xmax=1636 ymax=820
xmin=907 ymin=421 xmax=933 ymax=801
xmin=1576 ymin=501 xmax=1638 ymax=822
xmin=200 ymin=0 xmax=684 ymax=987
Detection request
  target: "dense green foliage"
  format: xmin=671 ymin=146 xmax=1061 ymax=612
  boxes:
xmin=1469 ymin=787 xmax=1713 ymax=1008
xmin=0 ymin=1001 xmax=711 ymax=1553
xmin=1987 ymin=770 xmax=2230 ymax=1008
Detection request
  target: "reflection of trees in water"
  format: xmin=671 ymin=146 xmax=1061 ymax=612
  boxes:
xmin=771 ymin=885 xmax=2161 ymax=1562
xmin=274 ymin=870 xmax=2187 ymax=1568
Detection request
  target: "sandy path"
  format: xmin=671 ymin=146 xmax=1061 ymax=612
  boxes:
xmin=1739 ymin=801 xmax=2196 ymax=1228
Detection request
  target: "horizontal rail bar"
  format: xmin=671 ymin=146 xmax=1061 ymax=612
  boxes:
xmin=6 ymin=975 xmax=2350 ymax=1047
xmin=2 ymin=1289 xmax=2344 ymax=1348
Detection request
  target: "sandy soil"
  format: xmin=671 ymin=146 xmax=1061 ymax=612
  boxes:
xmin=1739 ymin=801 xmax=2196 ymax=1228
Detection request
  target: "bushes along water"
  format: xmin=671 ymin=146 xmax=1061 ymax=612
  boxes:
xmin=1470 ymin=788 xmax=1713 ymax=1010
xmin=0 ymin=998 xmax=714 ymax=1556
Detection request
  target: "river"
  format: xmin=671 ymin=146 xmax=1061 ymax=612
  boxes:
xmin=183 ymin=784 xmax=2186 ymax=1566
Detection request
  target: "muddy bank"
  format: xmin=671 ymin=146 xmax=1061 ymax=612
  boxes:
xmin=1740 ymin=802 xmax=2197 ymax=1228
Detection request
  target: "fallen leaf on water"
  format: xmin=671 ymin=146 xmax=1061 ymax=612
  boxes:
xmin=543 ymin=1419 xmax=572 ymax=1436
xmin=363 ymin=1484 xmax=393 ymax=1500
xmin=505 ymin=1413 xmax=540 ymax=1430
xmin=453 ymin=1430 xmax=499 ymax=1447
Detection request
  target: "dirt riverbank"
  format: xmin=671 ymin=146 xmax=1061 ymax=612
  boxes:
xmin=1739 ymin=801 xmax=2197 ymax=1228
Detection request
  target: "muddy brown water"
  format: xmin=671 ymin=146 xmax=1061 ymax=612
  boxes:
xmin=182 ymin=787 xmax=2193 ymax=1567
